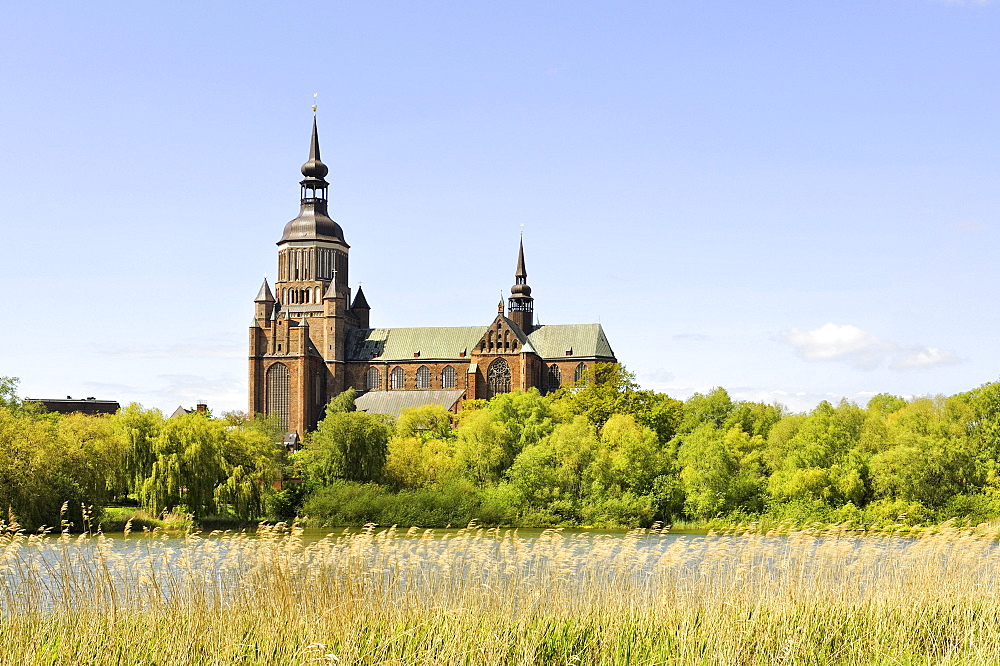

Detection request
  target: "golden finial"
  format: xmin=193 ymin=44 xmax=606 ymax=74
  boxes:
xmin=312 ymin=92 xmax=318 ymax=114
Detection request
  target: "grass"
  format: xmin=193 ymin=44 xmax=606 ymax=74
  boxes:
xmin=3 ymin=520 xmax=1000 ymax=664
xmin=96 ymin=507 xmax=193 ymax=533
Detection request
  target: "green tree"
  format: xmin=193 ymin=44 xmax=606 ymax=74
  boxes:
xmin=395 ymin=404 xmax=454 ymax=440
xmin=139 ymin=411 xmax=280 ymax=518
xmin=325 ymin=387 xmax=358 ymax=414
xmin=453 ymin=408 xmax=511 ymax=483
xmin=766 ymin=400 xmax=867 ymax=507
xmin=590 ymin=414 xmax=666 ymax=495
xmin=301 ymin=407 xmax=391 ymax=484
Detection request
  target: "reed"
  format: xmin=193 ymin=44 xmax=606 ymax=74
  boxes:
xmin=2 ymin=521 xmax=1000 ymax=665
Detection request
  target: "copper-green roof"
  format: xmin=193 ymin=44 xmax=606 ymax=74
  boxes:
xmin=346 ymin=326 xmax=485 ymax=361
xmin=346 ymin=322 xmax=615 ymax=362
xmin=527 ymin=324 xmax=616 ymax=360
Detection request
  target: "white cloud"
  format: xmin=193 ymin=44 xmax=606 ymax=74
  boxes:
xmin=781 ymin=323 xmax=894 ymax=369
xmin=640 ymin=368 xmax=676 ymax=384
xmin=780 ymin=323 xmax=961 ymax=372
xmin=953 ymin=220 xmax=987 ymax=231
xmin=889 ymin=347 xmax=961 ymax=371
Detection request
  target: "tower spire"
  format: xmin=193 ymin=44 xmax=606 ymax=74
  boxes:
xmin=515 ymin=237 xmax=527 ymax=280
xmin=507 ymin=238 xmax=534 ymax=333
xmin=278 ymin=117 xmax=346 ymax=245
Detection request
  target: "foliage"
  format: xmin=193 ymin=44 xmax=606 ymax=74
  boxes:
xmin=16 ymin=367 xmax=1000 ymax=530
xmin=139 ymin=411 xmax=281 ymax=519
xmin=300 ymin=404 xmax=391 ymax=484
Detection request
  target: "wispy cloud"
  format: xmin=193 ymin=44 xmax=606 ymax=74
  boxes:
xmin=672 ymin=333 xmax=711 ymax=342
xmin=95 ymin=342 xmax=242 ymax=359
xmin=640 ymin=368 xmax=676 ymax=384
xmin=780 ymin=323 xmax=960 ymax=372
xmin=82 ymin=373 xmax=245 ymax=413
xmin=953 ymin=220 xmax=987 ymax=231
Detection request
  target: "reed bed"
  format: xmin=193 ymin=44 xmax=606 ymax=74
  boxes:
xmin=2 ymin=521 xmax=1000 ymax=665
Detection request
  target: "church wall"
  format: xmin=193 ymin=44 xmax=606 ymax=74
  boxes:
xmin=344 ymin=361 xmax=472 ymax=392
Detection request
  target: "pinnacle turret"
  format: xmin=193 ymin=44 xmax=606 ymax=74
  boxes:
xmin=255 ymin=278 xmax=275 ymax=303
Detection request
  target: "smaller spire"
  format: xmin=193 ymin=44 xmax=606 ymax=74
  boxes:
xmin=515 ymin=237 xmax=527 ymax=280
xmin=498 ymin=297 xmax=504 ymax=314
xmin=323 ymin=280 xmax=338 ymax=300
xmin=255 ymin=278 xmax=275 ymax=303
xmin=351 ymin=286 xmax=370 ymax=310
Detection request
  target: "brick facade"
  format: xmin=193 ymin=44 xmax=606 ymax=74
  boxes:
xmin=249 ymin=121 xmax=616 ymax=436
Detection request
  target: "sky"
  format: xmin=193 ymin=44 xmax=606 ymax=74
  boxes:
xmin=2 ymin=1 xmax=1000 ymax=415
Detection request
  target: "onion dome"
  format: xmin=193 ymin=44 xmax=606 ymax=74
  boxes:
xmin=278 ymin=118 xmax=348 ymax=245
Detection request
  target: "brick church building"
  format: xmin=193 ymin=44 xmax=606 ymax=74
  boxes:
xmin=249 ymin=120 xmax=616 ymax=436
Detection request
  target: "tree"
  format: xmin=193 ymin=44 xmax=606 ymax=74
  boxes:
xmin=325 ymin=388 xmax=358 ymax=415
xmin=551 ymin=363 xmax=682 ymax=442
xmin=0 ymin=376 xmax=23 ymax=411
xmin=301 ymin=406 xmax=390 ymax=484
xmin=590 ymin=414 xmax=666 ymax=496
xmin=139 ymin=411 xmax=280 ymax=519
xmin=766 ymin=400 xmax=867 ymax=507
xmin=395 ymin=404 xmax=454 ymax=440
xmin=453 ymin=408 xmax=511 ymax=483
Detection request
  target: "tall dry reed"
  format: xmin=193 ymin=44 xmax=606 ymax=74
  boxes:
xmin=2 ymin=521 xmax=1000 ymax=664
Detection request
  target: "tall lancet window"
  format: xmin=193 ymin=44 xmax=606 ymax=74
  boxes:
xmin=416 ymin=366 xmax=431 ymax=389
xmin=390 ymin=367 xmax=405 ymax=390
xmin=487 ymin=358 xmax=511 ymax=398
xmin=574 ymin=362 xmax=586 ymax=383
xmin=441 ymin=365 xmax=456 ymax=389
xmin=366 ymin=367 xmax=381 ymax=391
xmin=265 ymin=363 xmax=290 ymax=431
xmin=548 ymin=364 xmax=561 ymax=391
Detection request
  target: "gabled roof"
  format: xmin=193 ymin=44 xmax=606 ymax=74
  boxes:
xmin=345 ymin=321 xmax=615 ymax=362
xmin=346 ymin=326 xmax=484 ymax=362
xmin=525 ymin=323 xmax=616 ymax=360
xmin=355 ymin=390 xmax=466 ymax=418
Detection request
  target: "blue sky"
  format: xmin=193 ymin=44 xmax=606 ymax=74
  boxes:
xmin=3 ymin=1 xmax=1000 ymax=414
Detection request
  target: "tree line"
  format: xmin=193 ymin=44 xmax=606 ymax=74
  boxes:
xmin=6 ymin=366 xmax=1000 ymax=530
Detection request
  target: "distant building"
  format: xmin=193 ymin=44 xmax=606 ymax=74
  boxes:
xmin=169 ymin=402 xmax=209 ymax=419
xmin=249 ymin=120 xmax=617 ymax=436
xmin=30 ymin=396 xmax=120 ymax=416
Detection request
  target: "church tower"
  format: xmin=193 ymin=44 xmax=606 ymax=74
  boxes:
xmin=249 ymin=119 xmax=365 ymax=435
xmin=507 ymin=238 xmax=534 ymax=333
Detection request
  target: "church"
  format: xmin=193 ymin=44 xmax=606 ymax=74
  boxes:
xmin=249 ymin=120 xmax=617 ymax=436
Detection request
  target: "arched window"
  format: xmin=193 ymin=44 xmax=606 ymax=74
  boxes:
xmin=548 ymin=364 xmax=561 ymax=390
xmin=390 ymin=366 xmax=405 ymax=389
xmin=366 ymin=367 xmax=381 ymax=391
xmin=487 ymin=358 xmax=511 ymax=398
xmin=416 ymin=365 xmax=431 ymax=389
xmin=575 ymin=362 xmax=586 ymax=383
xmin=265 ymin=363 xmax=289 ymax=431
xmin=441 ymin=365 xmax=456 ymax=389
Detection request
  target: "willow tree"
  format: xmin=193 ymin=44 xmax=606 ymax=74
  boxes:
xmin=140 ymin=412 xmax=280 ymax=519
